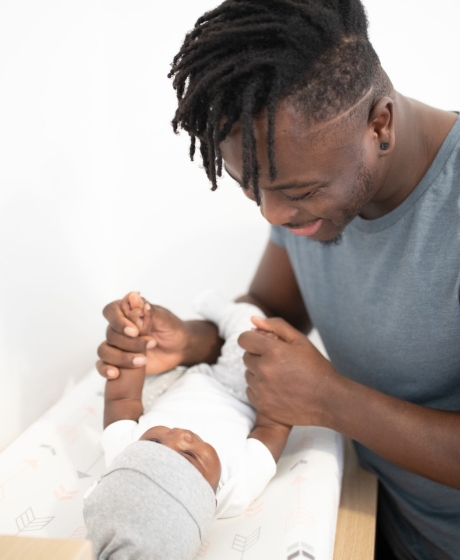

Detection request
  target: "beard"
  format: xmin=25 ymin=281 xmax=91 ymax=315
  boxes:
xmin=321 ymin=233 xmax=344 ymax=246
xmin=320 ymin=163 xmax=374 ymax=247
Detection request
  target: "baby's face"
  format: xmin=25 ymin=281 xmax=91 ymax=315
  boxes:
xmin=139 ymin=426 xmax=222 ymax=492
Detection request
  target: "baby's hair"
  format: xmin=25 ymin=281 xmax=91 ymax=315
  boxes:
xmin=169 ymin=0 xmax=390 ymax=203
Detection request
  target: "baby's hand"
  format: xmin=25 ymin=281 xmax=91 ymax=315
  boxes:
xmin=98 ymin=293 xmax=192 ymax=378
xmin=121 ymin=292 xmax=151 ymax=337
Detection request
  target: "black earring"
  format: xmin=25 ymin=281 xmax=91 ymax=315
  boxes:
xmin=380 ymin=142 xmax=390 ymax=150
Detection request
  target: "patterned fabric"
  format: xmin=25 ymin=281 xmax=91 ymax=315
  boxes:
xmin=0 ymin=369 xmax=343 ymax=560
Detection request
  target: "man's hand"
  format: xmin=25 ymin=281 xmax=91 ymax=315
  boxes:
xmin=97 ymin=294 xmax=191 ymax=379
xmin=97 ymin=293 xmax=224 ymax=380
xmin=239 ymin=316 xmax=340 ymax=427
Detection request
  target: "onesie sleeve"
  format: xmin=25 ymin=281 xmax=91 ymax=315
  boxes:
xmin=101 ymin=419 xmax=140 ymax=468
xmin=215 ymin=438 xmax=277 ymax=518
xmin=192 ymin=291 xmax=267 ymax=404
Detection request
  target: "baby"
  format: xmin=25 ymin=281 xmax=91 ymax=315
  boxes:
xmin=84 ymin=291 xmax=291 ymax=560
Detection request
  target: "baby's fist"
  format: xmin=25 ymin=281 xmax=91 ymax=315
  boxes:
xmin=121 ymin=292 xmax=152 ymax=337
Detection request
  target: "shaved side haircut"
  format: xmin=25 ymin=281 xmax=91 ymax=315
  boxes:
xmin=169 ymin=0 xmax=391 ymax=202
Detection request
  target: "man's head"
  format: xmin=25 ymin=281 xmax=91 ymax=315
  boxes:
xmin=139 ymin=425 xmax=222 ymax=492
xmin=169 ymin=0 xmax=395 ymax=242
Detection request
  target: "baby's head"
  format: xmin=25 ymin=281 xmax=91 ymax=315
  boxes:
xmin=84 ymin=439 xmax=217 ymax=559
xmin=139 ymin=425 xmax=222 ymax=492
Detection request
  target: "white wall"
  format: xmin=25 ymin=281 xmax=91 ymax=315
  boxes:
xmin=0 ymin=0 xmax=458 ymax=450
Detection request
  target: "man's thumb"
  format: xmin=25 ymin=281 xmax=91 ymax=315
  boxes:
xmin=251 ymin=316 xmax=303 ymax=344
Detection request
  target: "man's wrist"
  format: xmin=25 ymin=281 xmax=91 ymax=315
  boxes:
xmin=181 ymin=319 xmax=224 ymax=366
xmin=312 ymin=364 xmax=350 ymax=430
xmin=315 ymin=370 xmax=364 ymax=434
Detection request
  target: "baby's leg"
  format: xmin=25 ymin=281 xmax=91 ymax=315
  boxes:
xmin=194 ymin=291 xmax=266 ymax=405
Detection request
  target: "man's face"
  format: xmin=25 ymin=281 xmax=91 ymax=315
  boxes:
xmin=139 ymin=426 xmax=222 ymax=492
xmin=220 ymin=101 xmax=382 ymax=243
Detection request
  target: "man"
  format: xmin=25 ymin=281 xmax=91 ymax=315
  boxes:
xmin=97 ymin=1 xmax=460 ymax=558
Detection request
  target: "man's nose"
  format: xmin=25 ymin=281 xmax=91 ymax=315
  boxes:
xmin=259 ymin=192 xmax=296 ymax=227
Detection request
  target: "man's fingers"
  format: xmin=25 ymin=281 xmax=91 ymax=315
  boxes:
xmin=242 ymin=351 xmax=260 ymax=373
xmin=244 ymin=367 xmax=255 ymax=383
xmin=120 ymin=294 xmax=131 ymax=316
xmin=251 ymin=316 xmax=303 ymax=344
xmin=97 ymin=341 xmax=147 ymax=369
xmin=103 ymin=300 xmax=139 ymax=337
xmin=252 ymin=329 xmax=280 ymax=340
xmin=106 ymin=327 xmax=155 ymax=353
xmin=246 ymin=385 xmax=258 ymax=408
xmin=238 ymin=330 xmax=272 ymax=354
xmin=96 ymin=359 xmax=120 ymax=379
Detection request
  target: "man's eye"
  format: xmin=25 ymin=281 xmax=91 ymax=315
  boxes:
xmin=284 ymin=191 xmax=313 ymax=202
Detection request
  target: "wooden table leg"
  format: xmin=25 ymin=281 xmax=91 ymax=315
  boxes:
xmin=333 ymin=438 xmax=378 ymax=560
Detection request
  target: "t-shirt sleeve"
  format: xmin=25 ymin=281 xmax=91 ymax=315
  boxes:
xmin=269 ymin=225 xmax=286 ymax=248
xmin=215 ymin=438 xmax=277 ymax=518
xmin=101 ymin=419 xmax=140 ymax=468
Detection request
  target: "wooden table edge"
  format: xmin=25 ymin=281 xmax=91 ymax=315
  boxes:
xmin=333 ymin=437 xmax=378 ymax=560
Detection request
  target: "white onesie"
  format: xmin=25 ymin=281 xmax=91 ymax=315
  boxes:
xmin=101 ymin=293 xmax=277 ymax=518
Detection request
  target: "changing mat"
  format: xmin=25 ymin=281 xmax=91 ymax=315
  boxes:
xmin=0 ymin=369 xmax=343 ymax=560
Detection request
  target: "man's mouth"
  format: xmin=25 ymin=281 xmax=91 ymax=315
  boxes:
xmin=287 ymin=219 xmax=324 ymax=237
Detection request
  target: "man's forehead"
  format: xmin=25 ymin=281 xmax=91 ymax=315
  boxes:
xmin=223 ymin=163 xmax=326 ymax=192
xmin=222 ymin=120 xmax=361 ymax=189
xmin=224 ymin=100 xmax=365 ymax=159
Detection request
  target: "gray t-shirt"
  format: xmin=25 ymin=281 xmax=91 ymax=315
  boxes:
xmin=270 ymin=115 xmax=460 ymax=560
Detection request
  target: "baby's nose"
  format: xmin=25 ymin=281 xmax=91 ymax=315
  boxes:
xmin=181 ymin=429 xmax=194 ymax=443
xmin=171 ymin=427 xmax=194 ymax=442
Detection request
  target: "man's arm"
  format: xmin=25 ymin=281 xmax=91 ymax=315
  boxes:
xmin=236 ymin=241 xmax=312 ymax=333
xmin=241 ymin=317 xmax=460 ymax=491
xmin=97 ymin=303 xmax=224 ymax=380
xmin=327 ymin=374 xmax=460 ymax=490
xmin=97 ymin=240 xmax=309 ymax=379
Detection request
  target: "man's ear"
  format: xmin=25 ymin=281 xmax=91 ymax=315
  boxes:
xmin=368 ymin=96 xmax=395 ymax=158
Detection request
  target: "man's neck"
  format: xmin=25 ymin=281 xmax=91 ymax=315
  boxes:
xmin=362 ymin=93 xmax=457 ymax=220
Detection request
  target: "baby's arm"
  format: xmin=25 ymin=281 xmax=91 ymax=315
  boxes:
xmin=248 ymin=412 xmax=291 ymax=462
xmin=103 ymin=293 xmax=150 ymax=428
xmin=247 ymin=329 xmax=292 ymax=461
xmin=195 ymin=292 xmax=292 ymax=460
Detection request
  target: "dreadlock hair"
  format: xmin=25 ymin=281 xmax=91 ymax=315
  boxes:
xmin=168 ymin=0 xmax=391 ymax=203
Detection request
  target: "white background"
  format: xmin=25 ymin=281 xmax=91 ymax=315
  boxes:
xmin=0 ymin=0 xmax=458 ymax=450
